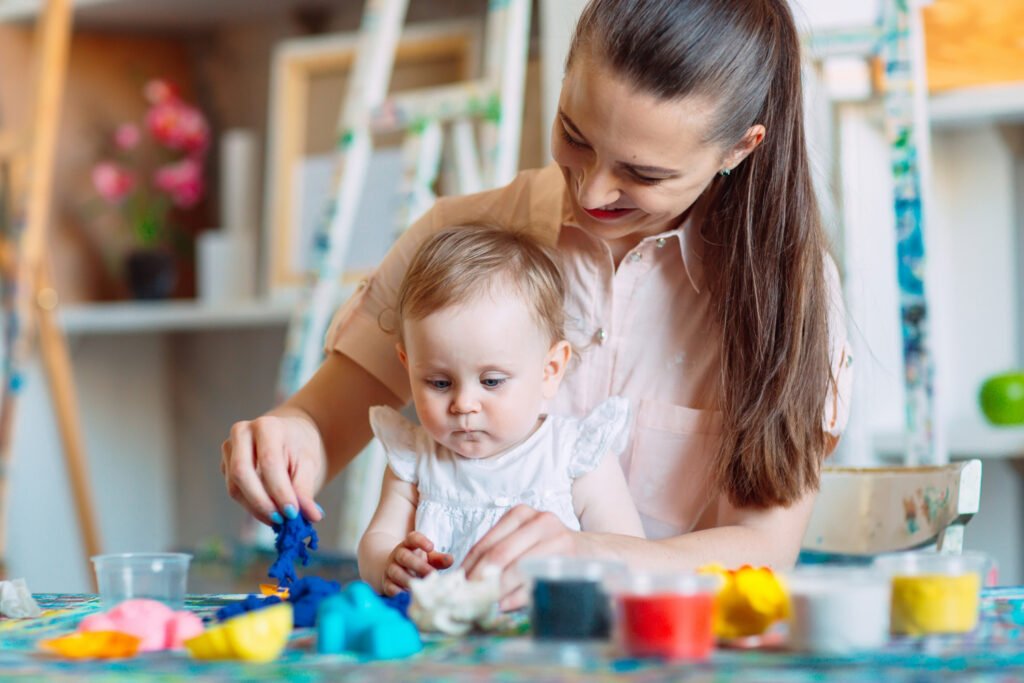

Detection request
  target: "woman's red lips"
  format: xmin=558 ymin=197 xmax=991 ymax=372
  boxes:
xmin=583 ymin=207 xmax=635 ymax=220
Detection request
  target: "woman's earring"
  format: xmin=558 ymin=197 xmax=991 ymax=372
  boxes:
xmin=719 ymin=167 xmax=732 ymax=177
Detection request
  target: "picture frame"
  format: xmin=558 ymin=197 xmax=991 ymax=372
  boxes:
xmin=262 ymin=19 xmax=481 ymax=296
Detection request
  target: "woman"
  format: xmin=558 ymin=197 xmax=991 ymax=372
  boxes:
xmin=222 ymin=0 xmax=852 ymax=608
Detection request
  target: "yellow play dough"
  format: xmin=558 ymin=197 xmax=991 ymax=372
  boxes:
xmin=890 ymin=573 xmax=980 ymax=635
xmin=185 ymin=602 xmax=293 ymax=662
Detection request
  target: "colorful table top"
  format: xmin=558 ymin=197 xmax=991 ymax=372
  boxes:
xmin=4 ymin=588 xmax=1024 ymax=681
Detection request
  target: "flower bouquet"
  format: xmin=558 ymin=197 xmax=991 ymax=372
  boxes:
xmin=91 ymin=79 xmax=209 ymax=299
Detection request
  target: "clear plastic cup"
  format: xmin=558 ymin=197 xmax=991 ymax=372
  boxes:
xmin=784 ymin=566 xmax=890 ymax=653
xmin=872 ymin=551 xmax=991 ymax=635
xmin=608 ymin=572 xmax=720 ymax=660
xmin=518 ymin=557 xmax=626 ymax=640
xmin=91 ymin=552 xmax=192 ymax=609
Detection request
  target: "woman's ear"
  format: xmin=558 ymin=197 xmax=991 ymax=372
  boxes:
xmin=396 ymin=342 xmax=409 ymax=369
xmin=542 ymin=340 xmax=572 ymax=399
xmin=721 ymin=124 xmax=766 ymax=173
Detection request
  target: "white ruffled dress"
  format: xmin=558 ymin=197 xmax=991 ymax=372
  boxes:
xmin=368 ymin=396 xmax=630 ymax=570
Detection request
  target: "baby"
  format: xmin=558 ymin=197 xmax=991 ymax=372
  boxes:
xmin=358 ymin=225 xmax=644 ymax=597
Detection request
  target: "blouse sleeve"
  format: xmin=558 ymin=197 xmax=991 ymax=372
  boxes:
xmin=568 ymin=396 xmax=632 ymax=479
xmin=368 ymin=406 xmax=422 ymax=483
xmin=823 ymin=255 xmax=853 ymax=437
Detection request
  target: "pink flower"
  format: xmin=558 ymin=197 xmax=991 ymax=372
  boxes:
xmin=154 ymin=157 xmax=204 ymax=208
xmin=145 ymin=101 xmax=209 ymax=154
xmin=143 ymin=79 xmax=177 ymax=105
xmin=114 ymin=123 xmax=140 ymax=150
xmin=91 ymin=161 xmax=136 ymax=203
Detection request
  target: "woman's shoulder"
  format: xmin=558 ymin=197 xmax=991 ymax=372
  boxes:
xmin=432 ymin=164 xmax=564 ymax=244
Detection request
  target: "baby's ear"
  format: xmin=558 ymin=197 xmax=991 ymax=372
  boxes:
xmin=396 ymin=342 xmax=409 ymax=369
xmin=542 ymin=340 xmax=572 ymax=399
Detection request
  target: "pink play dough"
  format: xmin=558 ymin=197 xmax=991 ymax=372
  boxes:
xmin=78 ymin=599 xmax=203 ymax=651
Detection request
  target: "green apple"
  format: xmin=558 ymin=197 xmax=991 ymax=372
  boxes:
xmin=979 ymin=371 xmax=1024 ymax=426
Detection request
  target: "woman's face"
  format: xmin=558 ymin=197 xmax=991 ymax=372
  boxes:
xmin=552 ymin=56 xmax=731 ymax=253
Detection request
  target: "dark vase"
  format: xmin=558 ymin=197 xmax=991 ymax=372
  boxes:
xmin=125 ymin=248 xmax=178 ymax=300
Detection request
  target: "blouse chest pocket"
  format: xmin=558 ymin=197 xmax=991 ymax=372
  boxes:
xmin=627 ymin=399 xmax=723 ymax=535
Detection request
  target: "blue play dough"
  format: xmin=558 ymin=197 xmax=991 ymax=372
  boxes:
xmin=215 ymin=594 xmax=282 ymax=622
xmin=381 ymin=590 xmax=411 ymax=618
xmin=317 ymin=581 xmax=421 ymax=659
xmin=268 ymin=515 xmax=319 ymax=586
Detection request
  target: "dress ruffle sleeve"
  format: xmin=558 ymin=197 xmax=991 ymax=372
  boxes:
xmin=368 ymin=405 xmax=422 ymax=483
xmin=568 ymin=396 xmax=631 ymax=479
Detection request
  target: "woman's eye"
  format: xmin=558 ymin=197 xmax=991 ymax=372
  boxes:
xmin=560 ymin=128 xmax=588 ymax=149
xmin=631 ymin=172 xmax=664 ymax=186
xmin=481 ymin=377 xmax=506 ymax=388
xmin=427 ymin=379 xmax=451 ymax=390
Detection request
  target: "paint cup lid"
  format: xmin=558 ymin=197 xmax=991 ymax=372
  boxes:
xmin=872 ymin=551 xmax=992 ymax=580
xmin=608 ymin=571 xmax=722 ymax=597
xmin=518 ymin=556 xmax=627 ymax=583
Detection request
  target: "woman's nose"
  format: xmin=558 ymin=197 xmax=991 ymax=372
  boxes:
xmin=577 ymin=164 xmax=620 ymax=209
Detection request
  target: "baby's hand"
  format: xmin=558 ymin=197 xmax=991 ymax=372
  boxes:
xmin=381 ymin=531 xmax=454 ymax=596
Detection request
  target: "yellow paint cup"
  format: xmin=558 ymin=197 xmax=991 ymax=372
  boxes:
xmin=873 ymin=551 xmax=991 ymax=636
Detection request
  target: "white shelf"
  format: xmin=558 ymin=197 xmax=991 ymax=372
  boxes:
xmin=930 ymin=83 xmax=1024 ymax=129
xmin=874 ymin=418 xmax=1024 ymax=460
xmin=59 ymin=299 xmax=294 ymax=335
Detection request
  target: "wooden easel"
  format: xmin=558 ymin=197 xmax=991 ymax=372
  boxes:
xmin=0 ymin=0 xmax=102 ymax=586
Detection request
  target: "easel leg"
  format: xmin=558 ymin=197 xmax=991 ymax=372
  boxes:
xmin=35 ymin=266 xmax=101 ymax=588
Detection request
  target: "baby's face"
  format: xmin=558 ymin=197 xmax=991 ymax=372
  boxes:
xmin=399 ymin=289 xmax=566 ymax=459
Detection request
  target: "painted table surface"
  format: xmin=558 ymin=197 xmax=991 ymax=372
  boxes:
xmin=4 ymin=588 xmax=1024 ymax=681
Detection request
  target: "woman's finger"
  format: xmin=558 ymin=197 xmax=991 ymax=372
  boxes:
xmin=251 ymin=419 xmax=299 ymax=517
xmin=225 ymin=423 xmax=278 ymax=522
xmin=467 ymin=510 xmax=570 ymax=580
xmin=499 ymin=585 xmax=529 ymax=612
xmin=462 ymin=505 xmax=538 ymax=575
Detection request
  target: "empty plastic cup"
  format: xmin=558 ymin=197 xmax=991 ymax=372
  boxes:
xmin=91 ymin=553 xmax=192 ymax=609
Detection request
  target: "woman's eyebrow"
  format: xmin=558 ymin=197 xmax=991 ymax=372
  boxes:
xmin=559 ymin=109 xmax=679 ymax=177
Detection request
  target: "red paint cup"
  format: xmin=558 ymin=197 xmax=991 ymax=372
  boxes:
xmin=611 ymin=573 xmax=720 ymax=660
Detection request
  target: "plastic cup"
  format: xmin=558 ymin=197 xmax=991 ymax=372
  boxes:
xmin=91 ymin=552 xmax=192 ymax=609
xmin=872 ymin=551 xmax=991 ymax=635
xmin=518 ymin=557 xmax=626 ymax=640
xmin=784 ymin=566 xmax=890 ymax=653
xmin=609 ymin=572 xmax=720 ymax=660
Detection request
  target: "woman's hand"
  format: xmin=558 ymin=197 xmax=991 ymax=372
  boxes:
xmin=382 ymin=531 xmax=454 ymax=596
xmin=221 ymin=411 xmax=327 ymax=526
xmin=461 ymin=505 xmax=580 ymax=610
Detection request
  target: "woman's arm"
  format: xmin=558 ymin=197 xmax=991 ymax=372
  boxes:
xmin=221 ymin=352 xmax=404 ymax=524
xmin=571 ymin=454 xmax=644 ymax=537
xmin=462 ymin=490 xmax=817 ymax=610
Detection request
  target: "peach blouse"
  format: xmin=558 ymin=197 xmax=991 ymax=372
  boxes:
xmin=326 ymin=163 xmax=853 ymax=539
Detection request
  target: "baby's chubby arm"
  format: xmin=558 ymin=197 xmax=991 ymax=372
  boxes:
xmin=571 ymin=454 xmax=645 ymax=537
xmin=358 ymin=468 xmax=453 ymax=595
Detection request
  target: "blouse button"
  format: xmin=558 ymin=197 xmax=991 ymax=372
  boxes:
xmin=629 ymin=252 xmax=642 ymax=263
xmin=656 ymin=238 xmax=667 ymax=248
xmin=595 ymin=328 xmax=608 ymax=344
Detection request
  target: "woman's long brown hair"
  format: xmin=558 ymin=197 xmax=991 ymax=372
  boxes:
xmin=569 ymin=0 xmax=834 ymax=508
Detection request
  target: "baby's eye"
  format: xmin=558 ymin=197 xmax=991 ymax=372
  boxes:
xmin=481 ymin=377 xmax=506 ymax=389
xmin=427 ymin=379 xmax=451 ymax=390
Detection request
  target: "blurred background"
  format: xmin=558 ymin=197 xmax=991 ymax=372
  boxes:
xmin=2 ymin=0 xmax=1023 ymax=592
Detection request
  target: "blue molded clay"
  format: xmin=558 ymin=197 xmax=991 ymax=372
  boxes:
xmin=315 ymin=581 xmax=421 ymax=658
xmin=268 ymin=515 xmax=319 ymax=586
xmin=358 ymin=616 xmax=422 ymax=659
xmin=316 ymin=594 xmax=347 ymax=654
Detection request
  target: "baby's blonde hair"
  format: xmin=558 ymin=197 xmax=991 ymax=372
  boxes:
xmin=395 ymin=225 xmax=566 ymax=344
